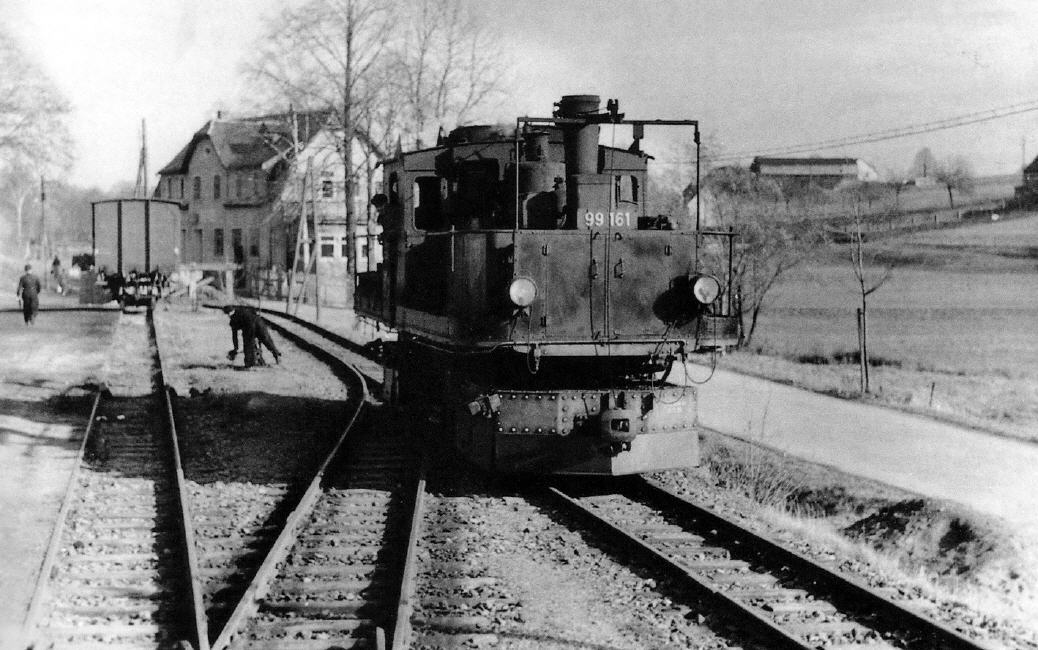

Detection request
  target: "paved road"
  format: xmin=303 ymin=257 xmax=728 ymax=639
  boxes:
xmin=680 ymin=363 xmax=1038 ymax=533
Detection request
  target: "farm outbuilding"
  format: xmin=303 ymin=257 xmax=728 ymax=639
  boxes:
xmin=750 ymin=156 xmax=879 ymax=190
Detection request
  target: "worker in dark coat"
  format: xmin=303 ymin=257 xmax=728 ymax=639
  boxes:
xmin=249 ymin=307 xmax=281 ymax=366
xmin=223 ymin=304 xmax=280 ymax=368
xmin=16 ymin=264 xmax=42 ymax=325
xmin=372 ymin=193 xmax=403 ymax=307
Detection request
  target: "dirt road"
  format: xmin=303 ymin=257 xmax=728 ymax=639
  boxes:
xmin=682 ymin=363 xmax=1038 ymax=534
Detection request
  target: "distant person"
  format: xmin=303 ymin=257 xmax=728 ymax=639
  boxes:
xmin=223 ymin=304 xmax=280 ymax=368
xmin=51 ymin=255 xmax=64 ymax=294
xmin=16 ymin=264 xmax=42 ymax=325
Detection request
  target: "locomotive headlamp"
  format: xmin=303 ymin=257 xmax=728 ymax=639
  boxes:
xmin=508 ymin=276 xmax=537 ymax=307
xmin=691 ymin=275 xmax=720 ymax=305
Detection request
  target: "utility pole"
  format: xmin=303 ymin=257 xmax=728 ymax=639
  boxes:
xmin=40 ymin=176 xmax=47 ymax=261
xmin=135 ymin=119 xmax=149 ymax=198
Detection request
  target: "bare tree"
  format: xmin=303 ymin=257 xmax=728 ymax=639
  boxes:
xmin=910 ymin=146 xmax=937 ymax=180
xmin=848 ymin=208 xmax=892 ymax=394
xmin=933 ymin=155 xmax=975 ymax=209
xmin=0 ymin=29 xmax=72 ymax=169
xmin=245 ymin=0 xmax=394 ymax=291
xmin=242 ymin=0 xmax=508 ymax=291
xmin=389 ymin=0 xmax=507 ymax=148
xmin=703 ymin=166 xmax=826 ymax=347
xmin=0 ymin=28 xmax=73 ymax=253
xmin=884 ymin=168 xmax=911 ymax=214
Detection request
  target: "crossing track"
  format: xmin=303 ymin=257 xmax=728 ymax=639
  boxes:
xmin=545 ymin=475 xmax=997 ymax=650
xmin=22 ymin=309 xmax=207 ymax=650
xmin=205 ymin=310 xmax=424 ymax=650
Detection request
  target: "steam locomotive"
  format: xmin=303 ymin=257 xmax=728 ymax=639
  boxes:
xmin=356 ymin=95 xmax=739 ymax=475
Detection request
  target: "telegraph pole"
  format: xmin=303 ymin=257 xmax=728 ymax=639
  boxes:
xmin=135 ymin=119 xmax=149 ymax=197
xmin=40 ymin=176 xmax=47 ymax=259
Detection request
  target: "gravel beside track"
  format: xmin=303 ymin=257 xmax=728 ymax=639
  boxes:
xmin=153 ymin=306 xmax=370 ymax=647
xmin=221 ymin=428 xmax=416 ymax=649
xmin=26 ymin=312 xmax=195 ymax=650
xmin=546 ymin=476 xmax=997 ymax=650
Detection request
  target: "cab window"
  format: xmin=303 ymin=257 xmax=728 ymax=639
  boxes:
xmin=413 ymin=176 xmax=447 ymax=231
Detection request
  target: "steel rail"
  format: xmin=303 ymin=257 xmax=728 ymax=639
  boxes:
xmin=150 ymin=308 xmax=210 ymax=650
xmin=209 ymin=317 xmax=371 ymax=650
xmin=636 ymin=476 xmax=995 ymax=650
xmin=23 ymin=308 xmax=208 ymax=650
xmin=547 ymin=476 xmax=997 ymax=650
xmin=388 ymin=461 xmax=429 ymax=650
xmin=546 ymin=482 xmax=811 ymax=650
xmin=19 ymin=390 xmax=102 ymax=650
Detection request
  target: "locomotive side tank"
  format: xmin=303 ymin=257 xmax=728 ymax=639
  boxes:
xmin=356 ymin=95 xmax=739 ymax=474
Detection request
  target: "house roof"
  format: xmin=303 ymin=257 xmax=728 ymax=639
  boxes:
xmin=1025 ymin=155 xmax=1038 ymax=174
xmin=752 ymin=156 xmax=858 ymax=167
xmin=158 ymin=111 xmax=333 ymax=176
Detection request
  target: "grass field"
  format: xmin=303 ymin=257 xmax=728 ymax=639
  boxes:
xmin=719 ymin=210 xmax=1038 ymax=441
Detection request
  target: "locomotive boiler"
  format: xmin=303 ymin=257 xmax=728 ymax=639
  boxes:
xmin=355 ymin=94 xmax=739 ymax=474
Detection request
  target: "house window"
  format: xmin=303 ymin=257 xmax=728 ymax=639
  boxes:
xmin=179 ymin=178 xmax=185 ymax=198
xmin=193 ymin=176 xmax=202 ymax=199
xmin=231 ymin=228 xmax=243 ymax=263
xmin=320 ymin=236 xmax=336 ymax=258
xmin=236 ymin=175 xmax=243 ymax=199
xmin=321 ymin=180 xmax=334 ymax=198
xmin=249 ymin=228 xmax=260 ymax=257
xmin=214 ymin=228 xmax=224 ymax=257
xmin=213 ymin=175 xmax=221 ymax=200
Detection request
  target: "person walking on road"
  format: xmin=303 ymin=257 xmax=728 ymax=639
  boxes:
xmin=16 ymin=264 xmax=42 ymax=325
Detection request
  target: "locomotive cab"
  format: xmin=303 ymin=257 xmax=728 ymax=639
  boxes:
xmin=355 ymin=95 xmax=740 ymax=475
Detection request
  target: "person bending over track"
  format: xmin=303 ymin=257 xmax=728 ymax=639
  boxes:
xmin=223 ymin=304 xmax=281 ymax=368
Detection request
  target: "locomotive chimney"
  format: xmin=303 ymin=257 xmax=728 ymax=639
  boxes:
xmin=556 ymin=94 xmax=605 ymax=227
xmin=557 ymin=94 xmax=600 ymax=176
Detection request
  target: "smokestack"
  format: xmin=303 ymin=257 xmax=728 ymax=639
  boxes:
xmin=556 ymin=95 xmax=601 ymax=227
xmin=557 ymin=95 xmax=600 ymax=176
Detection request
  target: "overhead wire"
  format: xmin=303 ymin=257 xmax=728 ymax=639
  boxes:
xmin=713 ymin=98 xmax=1038 ymax=163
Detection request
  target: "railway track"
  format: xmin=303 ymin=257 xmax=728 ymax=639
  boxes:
xmin=546 ymin=475 xmax=996 ymax=650
xmin=23 ymin=311 xmax=206 ymax=650
xmin=202 ymin=310 xmax=423 ymax=650
xmin=23 ymin=308 xmax=427 ymax=650
xmin=211 ymin=423 xmax=420 ymax=650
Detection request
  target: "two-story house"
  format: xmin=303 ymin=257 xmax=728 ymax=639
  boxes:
xmin=155 ymin=112 xmax=368 ymax=303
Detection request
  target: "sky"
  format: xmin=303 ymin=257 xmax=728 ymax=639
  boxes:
xmin=4 ymin=0 xmax=1038 ymax=190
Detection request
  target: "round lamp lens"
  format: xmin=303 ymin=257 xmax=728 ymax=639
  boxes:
xmin=509 ymin=277 xmax=537 ymax=307
xmin=692 ymin=275 xmax=720 ymax=304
